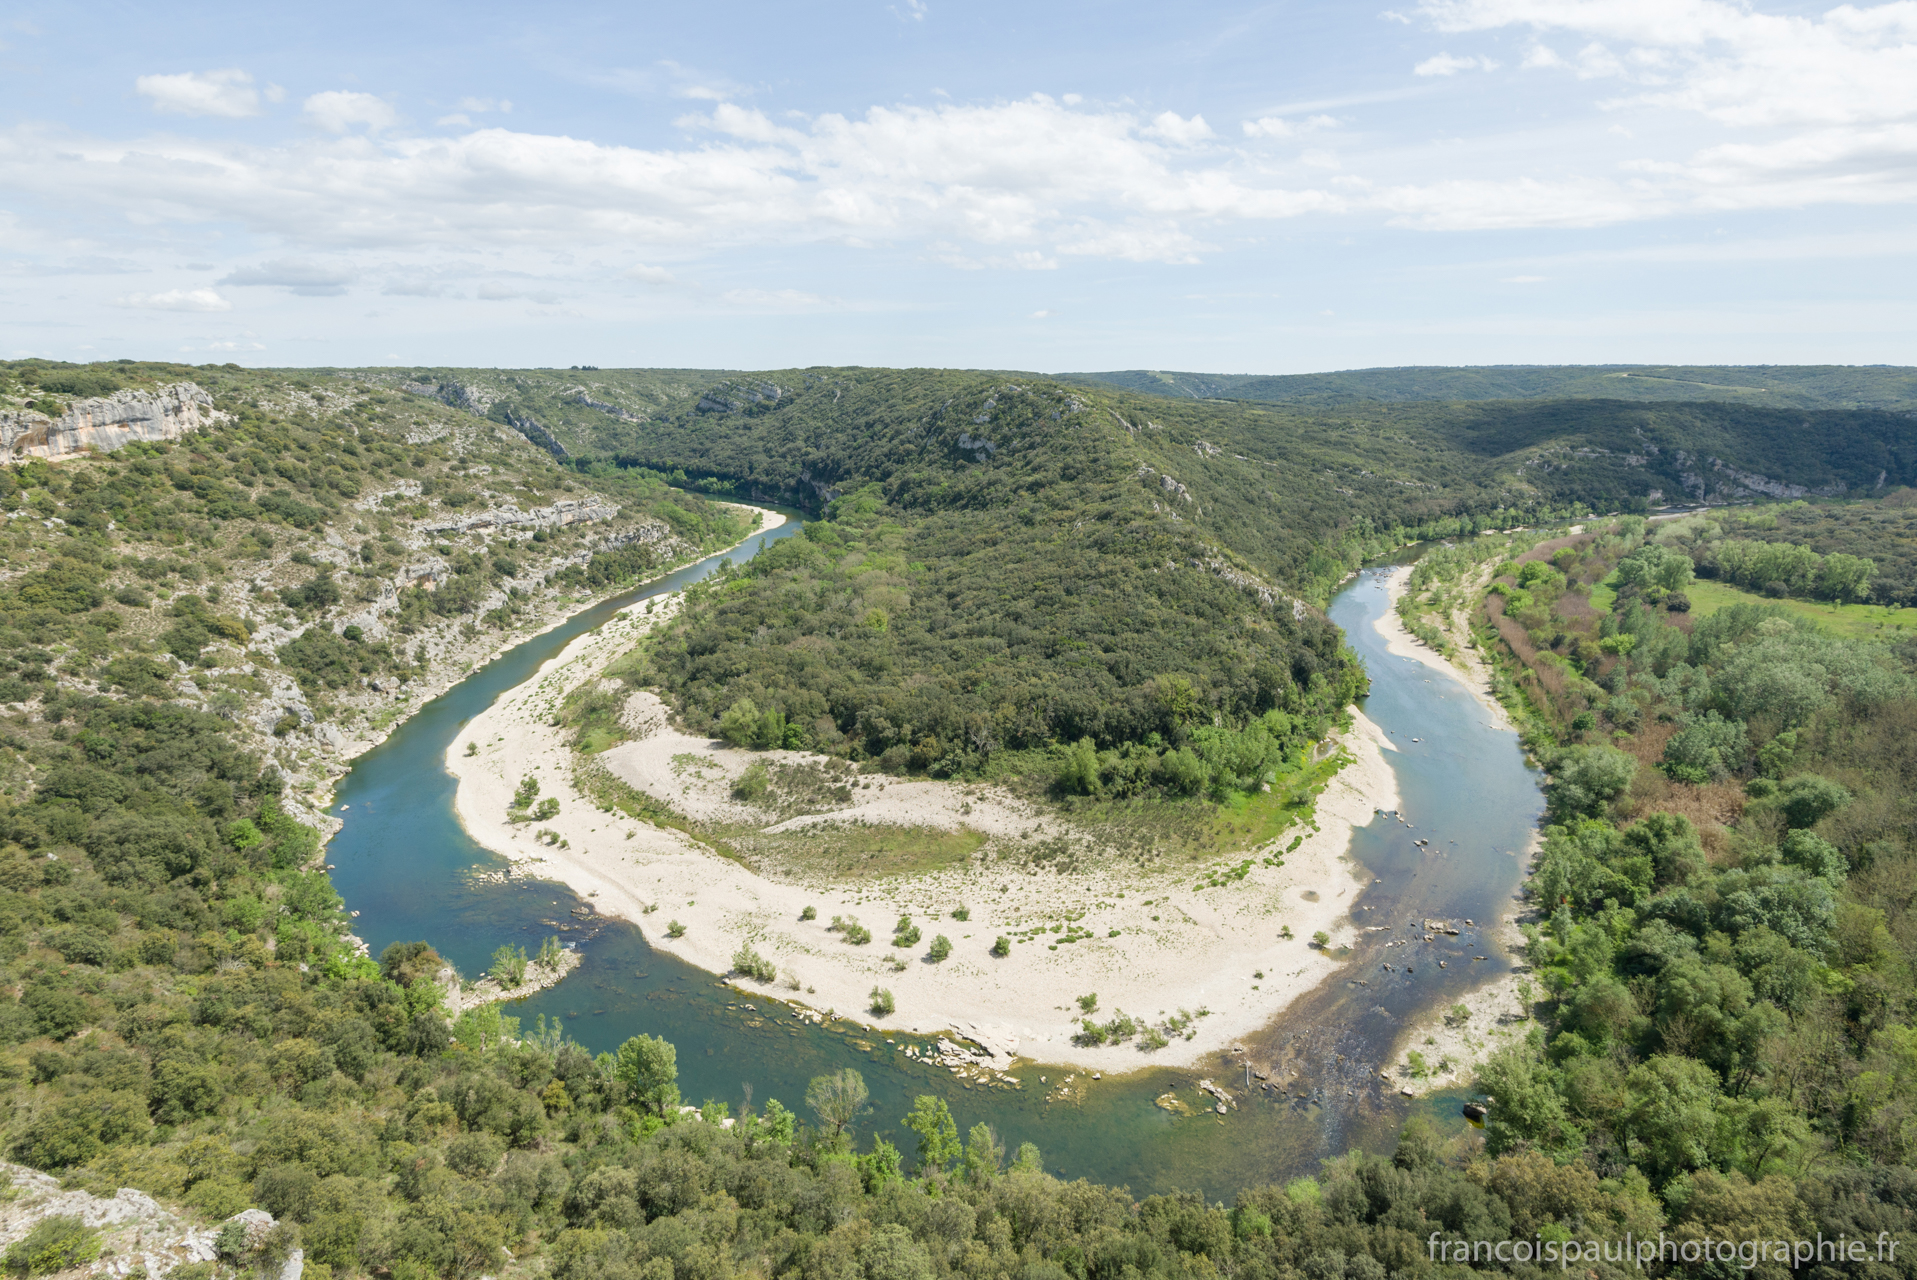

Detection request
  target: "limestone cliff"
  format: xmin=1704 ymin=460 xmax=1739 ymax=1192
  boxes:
xmin=0 ymin=382 xmax=217 ymax=460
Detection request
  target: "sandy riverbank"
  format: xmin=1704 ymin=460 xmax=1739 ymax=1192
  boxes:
xmin=447 ymin=590 xmax=1403 ymax=1073
xmin=1378 ymin=566 xmax=1513 ymax=732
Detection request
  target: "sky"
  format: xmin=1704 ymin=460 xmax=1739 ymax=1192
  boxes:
xmin=3 ymin=0 xmax=1915 ymax=373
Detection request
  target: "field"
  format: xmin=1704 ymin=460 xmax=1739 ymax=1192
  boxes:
xmin=1587 ymin=573 xmax=1917 ymax=638
xmin=1682 ymin=579 xmax=1917 ymax=638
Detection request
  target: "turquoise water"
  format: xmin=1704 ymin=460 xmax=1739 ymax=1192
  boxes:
xmin=326 ymin=523 xmax=1540 ymax=1198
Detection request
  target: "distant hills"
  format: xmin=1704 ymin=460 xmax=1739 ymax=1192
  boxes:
xmin=1058 ymin=365 xmax=1917 ymax=413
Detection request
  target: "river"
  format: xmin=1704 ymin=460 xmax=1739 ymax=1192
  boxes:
xmin=325 ymin=522 xmax=1540 ymax=1198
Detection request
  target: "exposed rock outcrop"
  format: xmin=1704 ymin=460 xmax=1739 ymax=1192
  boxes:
xmin=0 ymin=1162 xmax=301 ymax=1280
xmin=0 ymin=383 xmax=217 ymax=461
xmin=421 ymin=496 xmax=620 ymax=537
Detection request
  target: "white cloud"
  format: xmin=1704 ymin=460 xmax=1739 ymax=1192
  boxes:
xmin=1145 ymin=111 xmax=1214 ymax=144
xmin=1241 ymin=114 xmax=1337 ymax=138
xmin=220 ymin=260 xmax=353 ymax=295
xmin=436 ymin=114 xmax=473 ymax=127
xmin=626 ymin=264 xmax=676 ymax=285
xmin=113 ymin=288 xmax=232 ymax=311
xmin=0 ymin=96 xmax=1341 ymax=268
xmin=135 ymin=69 xmax=262 ymax=118
xmin=718 ymin=288 xmax=840 ymax=312
xmin=1031 ymin=309 xmax=1054 ymax=318
xmin=1417 ymin=0 xmax=1917 ymax=126
xmin=1502 ymin=274 xmax=1547 ymax=282
xmin=303 ymin=91 xmax=398 ymax=133
xmin=476 ymin=284 xmax=562 ymax=303
xmin=1414 ymin=52 xmax=1500 ymax=75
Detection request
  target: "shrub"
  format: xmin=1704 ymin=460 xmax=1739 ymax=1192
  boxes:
xmin=800 ymin=905 xmax=817 ymax=921
xmin=490 ymin=943 xmax=528 ymax=987
xmin=4 ymin=1218 xmax=100 ymax=1276
xmin=1311 ymin=931 xmax=1330 ymax=948
xmin=869 ymin=987 xmax=895 ymax=1016
xmin=1076 ymin=993 xmax=1098 ymax=1013
xmin=665 ymin=920 xmax=687 ymax=938
xmin=951 ymin=905 xmax=969 ymax=921
xmin=732 ymin=761 xmax=770 ymax=801
xmin=926 ymin=935 xmax=951 ymax=962
xmin=990 ymin=936 xmax=1010 ymax=957
xmin=732 ymin=945 xmax=777 ymax=982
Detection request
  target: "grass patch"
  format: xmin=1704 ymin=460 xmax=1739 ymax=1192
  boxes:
xmin=1209 ymin=751 xmax=1343 ymax=851
xmin=736 ymin=823 xmax=986 ymax=880
xmin=578 ymin=727 xmax=620 ymax=754
xmin=1682 ymin=578 xmax=1917 ymax=638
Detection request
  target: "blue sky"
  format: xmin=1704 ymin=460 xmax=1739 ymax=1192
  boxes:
xmin=3 ymin=0 xmax=1914 ymax=372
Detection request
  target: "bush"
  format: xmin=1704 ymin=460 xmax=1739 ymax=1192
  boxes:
xmin=926 ymin=935 xmax=951 ymax=962
xmin=5 ymin=1218 xmax=101 ymax=1277
xmin=490 ymin=943 xmax=529 ymax=988
xmin=732 ymin=945 xmax=777 ymax=982
xmin=990 ymin=936 xmax=1010 ymax=957
xmin=1311 ymin=931 xmax=1330 ymax=948
xmin=800 ymin=905 xmax=817 ymax=921
xmin=733 ymin=761 xmax=770 ymax=801
xmin=951 ymin=905 xmax=969 ymax=921
xmin=869 ymin=987 xmax=895 ymax=1016
xmin=665 ymin=920 xmax=687 ymax=938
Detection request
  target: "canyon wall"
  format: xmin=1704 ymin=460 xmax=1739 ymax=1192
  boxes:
xmin=0 ymin=382 xmax=217 ymax=460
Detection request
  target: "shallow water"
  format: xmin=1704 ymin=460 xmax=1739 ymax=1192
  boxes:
xmin=326 ymin=524 xmax=1539 ymax=1197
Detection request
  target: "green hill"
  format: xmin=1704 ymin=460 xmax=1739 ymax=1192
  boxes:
xmin=1061 ymin=363 xmax=1917 ymax=412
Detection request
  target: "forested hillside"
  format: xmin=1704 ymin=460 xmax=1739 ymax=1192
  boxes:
xmin=1378 ymin=514 xmax=1917 ymax=1275
xmin=1065 ymin=364 xmax=1917 ymax=413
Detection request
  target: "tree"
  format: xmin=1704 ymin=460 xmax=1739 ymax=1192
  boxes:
xmin=1621 ymin=812 xmax=1707 ymax=890
xmin=613 ymin=1035 xmax=679 ymax=1116
xmin=1780 ymin=829 xmax=1846 ymax=882
xmin=490 ymin=943 xmax=529 ymax=987
xmin=1055 ymin=737 xmax=1099 ymax=795
xmin=1816 ymin=552 xmax=1874 ymax=603
xmin=1776 ymin=774 xmax=1851 ymax=829
xmin=718 ymin=697 xmax=764 ymax=747
xmin=805 ymin=1068 xmax=869 ymax=1141
xmin=1477 ymin=1044 xmax=1584 ymax=1163
xmin=1548 ymin=745 xmax=1637 ymax=821
xmin=961 ymin=1122 xmax=1003 ymax=1185
xmin=902 ymin=1095 xmax=961 ymax=1175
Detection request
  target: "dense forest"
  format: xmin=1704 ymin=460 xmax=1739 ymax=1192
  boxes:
xmin=1386 ymin=511 xmax=1917 ymax=1275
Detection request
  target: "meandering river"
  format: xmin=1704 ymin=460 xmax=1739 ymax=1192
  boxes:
xmin=326 ymin=519 xmax=1540 ymax=1197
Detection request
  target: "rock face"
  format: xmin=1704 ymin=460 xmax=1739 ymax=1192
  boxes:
xmin=0 ymin=1161 xmax=300 ymax=1280
xmin=0 ymin=383 xmax=217 ymax=461
xmin=421 ymin=496 xmax=620 ymax=537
